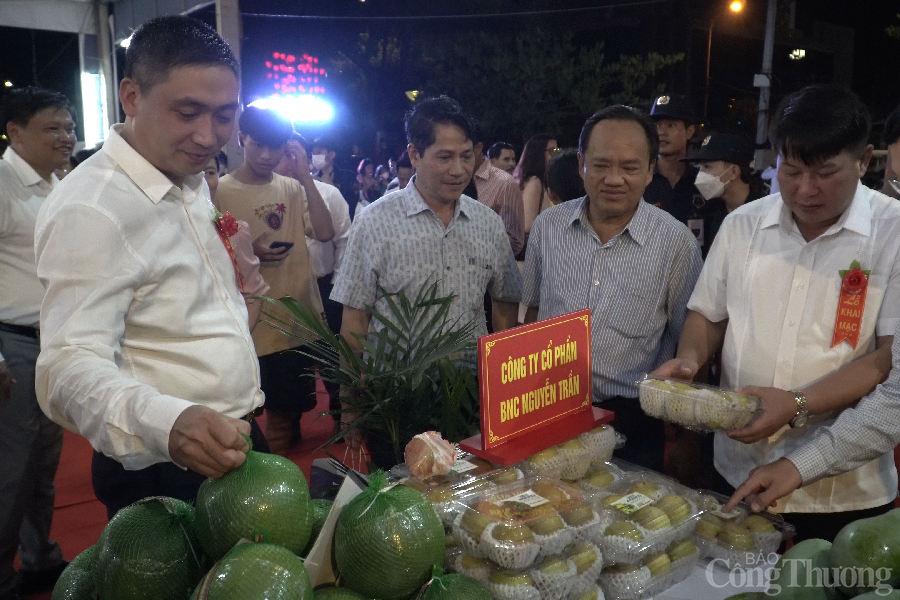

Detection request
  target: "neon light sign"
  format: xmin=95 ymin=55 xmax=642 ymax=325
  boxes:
xmin=264 ymin=53 xmax=326 ymax=95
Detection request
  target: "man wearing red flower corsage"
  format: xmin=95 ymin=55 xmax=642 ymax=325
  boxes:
xmin=655 ymin=86 xmax=900 ymax=542
xmin=33 ymin=16 xmax=266 ymax=519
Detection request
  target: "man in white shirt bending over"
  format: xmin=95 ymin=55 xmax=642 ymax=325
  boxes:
xmin=34 ymin=15 xmax=264 ymax=519
xmin=655 ymin=85 xmax=900 ymax=542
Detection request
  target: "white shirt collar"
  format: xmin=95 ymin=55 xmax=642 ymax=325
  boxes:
xmin=103 ymin=124 xmax=204 ymax=205
xmin=1 ymin=146 xmax=54 ymax=190
xmin=762 ymin=181 xmax=872 ymax=239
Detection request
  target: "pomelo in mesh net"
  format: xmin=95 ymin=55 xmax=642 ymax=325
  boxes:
xmin=190 ymin=541 xmax=313 ymax=599
xmin=195 ymin=449 xmax=313 ymax=561
xmin=312 ymin=587 xmax=370 ymax=599
xmin=334 ymin=472 xmax=445 ymax=600
xmin=93 ymin=496 xmax=205 ymax=600
xmin=419 ymin=567 xmax=492 ymax=600
xmin=302 ymin=499 xmax=333 ymax=556
xmin=51 ymin=544 xmax=97 ymax=600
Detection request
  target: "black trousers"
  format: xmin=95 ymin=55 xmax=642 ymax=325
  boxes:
xmin=601 ymin=395 xmax=666 ymax=473
xmin=92 ymin=419 xmax=268 ymax=520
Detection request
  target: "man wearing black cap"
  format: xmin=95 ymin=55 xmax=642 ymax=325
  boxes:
xmin=681 ymin=132 xmax=765 ymax=257
xmin=643 ymin=96 xmax=703 ymax=236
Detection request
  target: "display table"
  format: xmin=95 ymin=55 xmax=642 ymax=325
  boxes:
xmin=653 ymin=556 xmax=775 ymax=599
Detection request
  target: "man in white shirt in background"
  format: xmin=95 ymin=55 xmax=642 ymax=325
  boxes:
xmin=275 ymin=132 xmax=350 ymax=434
xmin=0 ymin=86 xmax=74 ymax=600
xmin=655 ymin=85 xmax=900 ymax=542
xmin=34 ymin=15 xmax=262 ymax=519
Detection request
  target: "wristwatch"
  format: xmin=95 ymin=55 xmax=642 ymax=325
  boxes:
xmin=788 ymin=390 xmax=808 ymax=428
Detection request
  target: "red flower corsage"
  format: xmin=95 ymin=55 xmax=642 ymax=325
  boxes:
xmin=213 ymin=208 xmax=244 ymax=292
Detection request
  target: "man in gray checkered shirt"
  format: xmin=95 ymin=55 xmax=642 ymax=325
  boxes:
xmin=521 ymin=105 xmax=703 ymax=473
xmin=331 ymin=96 xmax=522 ymax=466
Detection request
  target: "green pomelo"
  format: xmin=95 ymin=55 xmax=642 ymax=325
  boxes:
xmin=302 ymin=499 xmax=334 ymax=556
xmin=52 ymin=544 xmax=97 ymax=600
xmin=334 ymin=472 xmax=445 ymax=600
xmin=419 ymin=567 xmax=492 ymax=600
xmin=830 ymin=509 xmax=900 ymax=596
xmin=93 ymin=496 xmax=206 ymax=600
xmin=195 ymin=450 xmax=313 ymax=561
xmin=190 ymin=542 xmax=313 ymax=599
xmin=769 ymin=538 xmax=840 ymax=600
xmin=313 ymin=588 xmax=370 ymax=599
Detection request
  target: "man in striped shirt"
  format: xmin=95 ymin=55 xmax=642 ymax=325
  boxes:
xmin=522 ymin=105 xmax=703 ymax=472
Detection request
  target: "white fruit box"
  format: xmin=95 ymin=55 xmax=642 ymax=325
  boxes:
xmin=450 ymin=476 xmax=602 ymax=572
xmin=637 ymin=375 xmax=762 ymax=432
xmin=516 ymin=425 xmax=625 ymax=482
xmin=396 ymin=452 xmax=525 ymax=528
xmin=586 ymin=468 xmax=709 ymax=565
xmin=449 ymin=545 xmax=603 ymax=600
xmin=693 ymin=490 xmax=796 ymax=569
xmin=599 ymin=537 xmax=700 ymax=600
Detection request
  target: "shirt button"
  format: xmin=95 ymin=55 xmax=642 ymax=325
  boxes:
xmin=446 ymin=266 xmax=451 ymax=271
xmin=798 ymin=283 xmax=804 ymax=289
xmin=593 ymin=280 xmax=599 ymax=286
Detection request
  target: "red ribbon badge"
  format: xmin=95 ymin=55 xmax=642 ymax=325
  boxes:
xmin=213 ymin=209 xmax=245 ymax=293
xmin=831 ymin=260 xmax=869 ymax=349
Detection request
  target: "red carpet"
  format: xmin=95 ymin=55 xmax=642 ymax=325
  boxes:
xmin=23 ymin=381 xmax=345 ymax=599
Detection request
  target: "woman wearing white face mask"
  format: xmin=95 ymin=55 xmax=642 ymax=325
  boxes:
xmin=682 ymin=132 xmax=764 ymax=257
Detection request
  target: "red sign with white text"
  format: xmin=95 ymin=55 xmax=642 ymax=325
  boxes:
xmin=478 ymin=309 xmax=592 ymax=449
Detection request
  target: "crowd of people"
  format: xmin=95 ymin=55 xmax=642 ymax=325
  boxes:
xmin=3 ymin=12 xmax=900 ymax=600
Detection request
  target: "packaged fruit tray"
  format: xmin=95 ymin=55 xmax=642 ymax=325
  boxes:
xmin=692 ymin=490 xmax=795 ymax=568
xmin=450 ymin=476 xmax=603 ymax=571
xmin=587 ymin=468 xmax=708 ymax=565
xmin=638 ymin=375 xmax=762 ymax=432
xmin=599 ymin=537 xmax=700 ymax=600
xmin=571 ymin=461 xmax=627 ymax=495
xmin=517 ymin=425 xmax=624 ymax=482
xmin=398 ymin=453 xmax=525 ymax=527
xmin=451 ymin=542 xmax=604 ymax=600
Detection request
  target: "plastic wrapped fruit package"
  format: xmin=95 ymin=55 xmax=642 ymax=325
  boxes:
xmin=637 ymin=375 xmax=762 ymax=431
xmin=398 ymin=454 xmax=521 ymax=528
xmin=568 ymin=584 xmax=605 ymax=600
xmin=190 ymin=541 xmax=313 ymax=599
xmin=598 ymin=538 xmax=699 ymax=600
xmin=527 ymin=555 xmax=578 ymax=600
xmin=451 ymin=547 xmax=597 ymax=600
xmin=334 ymin=472 xmax=446 ymax=600
xmin=572 ymin=462 xmax=626 ymax=495
xmin=451 ymin=476 xmax=601 ymax=571
xmin=519 ymin=427 xmax=623 ymax=481
xmin=565 ymin=541 xmax=604 ymax=598
xmin=578 ymin=425 xmax=620 ymax=465
xmin=486 ymin=569 xmax=543 ymax=600
xmin=588 ymin=470 xmax=707 ymax=564
xmin=93 ymin=496 xmax=206 ymax=600
xmin=692 ymin=490 xmax=795 ymax=568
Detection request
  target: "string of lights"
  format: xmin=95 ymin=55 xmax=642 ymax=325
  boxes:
xmin=242 ymin=0 xmax=667 ymax=22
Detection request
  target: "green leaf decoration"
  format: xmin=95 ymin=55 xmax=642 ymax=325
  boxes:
xmin=260 ymin=278 xmax=481 ymax=466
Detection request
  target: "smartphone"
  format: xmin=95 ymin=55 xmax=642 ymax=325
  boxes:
xmin=269 ymin=241 xmax=294 ymax=251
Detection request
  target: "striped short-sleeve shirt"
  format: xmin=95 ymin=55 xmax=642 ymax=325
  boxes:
xmin=331 ymin=177 xmax=523 ymax=342
xmin=522 ymin=197 xmax=702 ymax=400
